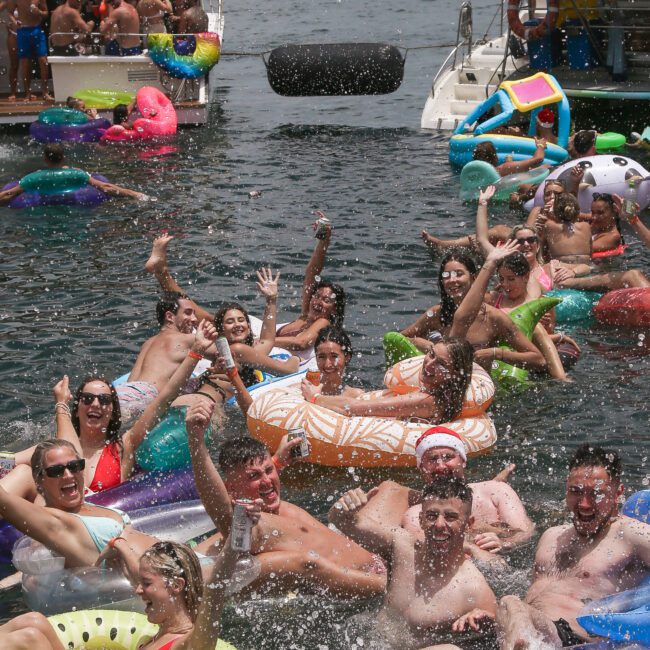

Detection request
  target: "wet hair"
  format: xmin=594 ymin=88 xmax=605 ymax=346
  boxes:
xmin=43 ymin=143 xmax=65 ymax=164
xmin=218 ymin=436 xmax=270 ymax=473
xmin=569 ymin=444 xmax=622 ymax=482
xmin=213 ymin=303 xmax=254 ymax=347
xmin=554 ymin=193 xmax=580 ymax=223
xmin=141 ymin=541 xmax=203 ymax=621
xmin=31 ymin=439 xmax=80 ymax=484
xmin=472 ymin=141 xmax=498 ymax=167
xmin=497 ymin=251 xmax=530 ymax=277
xmin=573 ymin=130 xmax=596 ymax=156
xmin=421 ymin=478 xmax=473 ymax=512
xmin=213 ymin=303 xmax=257 ymax=386
xmin=312 ymin=281 xmax=346 ymax=328
xmin=435 ymin=337 xmax=474 ymax=423
xmin=71 ymin=376 xmax=122 ymax=449
xmin=156 ymin=291 xmax=189 ymax=327
xmin=592 ymin=194 xmax=625 ymax=246
xmin=66 ymin=97 xmax=84 ymax=111
xmin=438 ymin=248 xmax=481 ymax=327
xmin=113 ymin=104 xmax=130 ymax=125
xmin=314 ymin=325 xmax=353 ymax=358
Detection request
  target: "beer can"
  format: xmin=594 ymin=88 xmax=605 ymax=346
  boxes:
xmin=216 ymin=337 xmax=236 ymax=369
xmin=305 ymin=370 xmax=321 ymax=386
xmin=288 ymin=427 xmax=310 ymax=459
xmin=315 ymin=216 xmax=331 ymax=240
xmin=0 ymin=453 xmax=15 ymax=480
xmin=231 ymin=499 xmax=253 ymax=552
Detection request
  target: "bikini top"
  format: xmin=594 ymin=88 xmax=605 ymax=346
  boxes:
xmin=534 ymin=266 xmax=553 ymax=291
xmin=86 ymin=441 xmax=121 ymax=494
xmin=72 ymin=505 xmax=131 ymax=553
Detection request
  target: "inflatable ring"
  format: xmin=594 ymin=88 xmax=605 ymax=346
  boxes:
xmin=147 ymin=32 xmax=221 ymax=79
xmin=595 ymin=132 xmax=627 ymax=152
xmin=592 ymin=244 xmax=627 ymax=259
xmin=622 ymin=489 xmax=650 ymax=524
xmin=459 ymin=160 xmax=549 ymax=202
xmin=507 ymin=0 xmax=559 ymax=40
xmin=594 ymin=288 xmax=650 ymax=328
xmin=73 ymin=88 xmax=136 ymax=109
xmin=548 ymin=289 xmax=602 ymax=324
xmin=20 ymin=168 xmax=90 ymax=194
xmin=38 ymin=107 xmax=89 ymax=126
xmin=246 ymin=372 xmax=497 ymax=468
xmin=48 ymin=609 xmax=238 ymax=649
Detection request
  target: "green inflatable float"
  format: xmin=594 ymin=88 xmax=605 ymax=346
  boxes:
xmin=383 ymin=295 xmax=562 ymax=389
xmin=49 ymin=609 xmax=238 ymax=650
xmin=73 ymin=88 xmax=136 ymax=109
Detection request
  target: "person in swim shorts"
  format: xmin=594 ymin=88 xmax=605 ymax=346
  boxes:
xmin=100 ymin=0 xmax=142 ymax=54
xmin=496 ymin=445 xmax=650 ymax=648
xmin=9 ymin=0 xmax=53 ymax=101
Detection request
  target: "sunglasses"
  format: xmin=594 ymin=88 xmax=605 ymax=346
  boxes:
xmin=79 ymin=392 xmax=112 ymax=406
xmin=441 ymin=270 xmax=465 ymax=279
xmin=42 ymin=458 xmax=85 ymax=478
xmin=516 ymin=236 xmax=538 ymax=245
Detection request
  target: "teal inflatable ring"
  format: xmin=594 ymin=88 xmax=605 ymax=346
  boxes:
xmin=37 ymin=107 xmax=89 ymax=126
xmin=19 ymin=168 xmax=91 ymax=195
xmin=547 ymin=289 xmax=603 ymax=323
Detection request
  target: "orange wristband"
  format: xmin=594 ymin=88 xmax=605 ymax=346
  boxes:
xmin=272 ymin=456 xmax=284 ymax=471
xmin=108 ymin=536 xmax=126 ymax=550
xmin=629 ymin=215 xmax=640 ymax=225
xmin=226 ymin=367 xmax=239 ymax=380
xmin=309 ymin=394 xmax=318 ymax=404
xmin=188 ymin=350 xmax=203 ymax=361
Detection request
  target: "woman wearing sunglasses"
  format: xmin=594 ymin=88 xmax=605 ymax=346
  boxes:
xmin=145 ymin=216 xmax=346 ymax=360
xmin=400 ymin=248 xmax=545 ymax=374
xmin=0 ymin=320 xmax=218 ymax=502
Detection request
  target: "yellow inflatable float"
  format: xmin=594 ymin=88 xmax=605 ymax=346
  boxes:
xmin=247 ymin=359 xmax=496 ymax=468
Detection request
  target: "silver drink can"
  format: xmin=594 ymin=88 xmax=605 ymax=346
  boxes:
xmin=315 ymin=216 xmax=331 ymax=240
xmin=216 ymin=336 xmax=236 ymax=369
xmin=231 ymin=499 xmax=253 ymax=552
xmin=288 ymin=427 xmax=310 ymax=458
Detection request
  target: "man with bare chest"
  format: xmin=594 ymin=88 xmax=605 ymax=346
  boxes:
xmin=497 ymin=445 xmax=650 ymax=648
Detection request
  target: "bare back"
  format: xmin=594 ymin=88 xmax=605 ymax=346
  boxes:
xmin=50 ymin=4 xmax=90 ymax=46
xmin=544 ymin=221 xmax=592 ymax=263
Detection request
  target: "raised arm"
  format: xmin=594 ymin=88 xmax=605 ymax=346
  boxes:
xmin=449 ymin=240 xmax=520 ymax=339
xmin=614 ymin=193 xmax=650 ymax=250
xmin=273 ymin=317 xmax=330 ymax=351
xmin=186 ymin=400 xmax=234 ymax=537
xmin=121 ymin=320 xmax=217 ymax=478
xmin=328 ymin=487 xmax=395 ymax=559
xmin=144 ymin=234 xmax=215 ymax=323
xmin=223 ymin=365 xmax=253 ymax=415
xmin=497 ymin=139 xmax=546 ymax=176
xmin=476 ymin=186 xmax=497 ymax=255
xmin=254 ymin=267 xmax=280 ymax=354
xmin=299 ymin=211 xmax=331 ymax=318
xmin=53 ymin=376 xmax=80 ymax=454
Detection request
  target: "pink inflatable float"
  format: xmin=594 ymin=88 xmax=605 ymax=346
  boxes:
xmin=101 ymin=86 xmax=177 ymax=142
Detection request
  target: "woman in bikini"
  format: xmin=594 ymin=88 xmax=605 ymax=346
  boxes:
xmin=0 ymin=513 xmax=255 ymax=650
xmin=0 ymin=320 xmax=218 ymax=500
xmin=399 ymin=249 xmax=545 ymax=374
xmin=145 ymin=214 xmax=346 ymax=360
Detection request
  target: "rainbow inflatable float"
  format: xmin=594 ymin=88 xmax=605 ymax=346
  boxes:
xmin=147 ymin=32 xmax=221 ymax=79
xmin=247 ymin=361 xmax=496 ymax=468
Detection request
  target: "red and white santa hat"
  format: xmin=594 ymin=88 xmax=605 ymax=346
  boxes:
xmin=536 ymin=108 xmax=555 ymax=129
xmin=414 ymin=426 xmax=467 ymax=467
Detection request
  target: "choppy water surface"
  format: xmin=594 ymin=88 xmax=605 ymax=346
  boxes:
xmin=0 ymin=0 xmax=649 ymax=645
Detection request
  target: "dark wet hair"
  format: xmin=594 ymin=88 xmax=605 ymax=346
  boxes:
xmin=422 ymin=478 xmax=473 ymax=511
xmin=314 ymin=325 xmax=353 ymax=358
xmin=31 ymin=439 xmax=80 ymax=484
xmin=218 ymin=436 xmax=269 ymax=473
xmin=43 ymin=143 xmax=65 ymax=164
xmin=312 ymin=281 xmax=346 ymax=327
xmin=213 ymin=302 xmax=254 ymax=347
xmin=113 ymin=104 xmax=130 ymax=125
xmin=569 ymin=444 xmax=622 ymax=482
xmin=573 ymin=130 xmax=596 ymax=156
xmin=71 ymin=375 xmax=122 ymax=447
xmin=438 ymin=248 xmax=480 ymax=327
xmin=497 ymin=251 xmax=530 ymax=276
xmin=554 ymin=193 xmax=580 ymax=223
xmin=156 ymin=291 xmax=189 ymax=326
xmin=473 ymin=141 xmax=498 ymax=167
xmin=436 ymin=337 xmax=474 ymax=422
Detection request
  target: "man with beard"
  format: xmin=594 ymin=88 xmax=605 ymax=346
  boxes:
xmin=497 ymin=444 xmax=650 ymax=648
xmin=332 ymin=427 xmax=534 ymax=556
xmin=116 ymin=291 xmax=216 ymax=424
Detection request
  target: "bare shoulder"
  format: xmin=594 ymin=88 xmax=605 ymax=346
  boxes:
xmin=375 ymin=480 xmax=414 ymax=505
xmin=472 ymin=479 xmax=522 ymax=501
xmin=278 ymin=500 xmax=318 ymax=524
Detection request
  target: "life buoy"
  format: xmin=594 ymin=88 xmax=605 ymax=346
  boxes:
xmin=507 ymin=0 xmax=559 ymax=41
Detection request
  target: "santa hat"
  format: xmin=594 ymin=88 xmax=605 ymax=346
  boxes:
xmin=537 ymin=109 xmax=555 ymax=129
xmin=415 ymin=426 xmax=467 ymax=467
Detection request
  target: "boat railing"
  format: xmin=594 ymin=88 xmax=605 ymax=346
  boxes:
xmin=48 ymin=31 xmax=207 ymax=54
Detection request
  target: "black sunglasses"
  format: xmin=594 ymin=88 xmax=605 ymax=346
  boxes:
xmin=516 ymin=236 xmax=538 ymax=245
xmin=79 ymin=392 xmax=112 ymax=406
xmin=42 ymin=458 xmax=85 ymax=478
xmin=593 ymin=192 xmax=614 ymax=203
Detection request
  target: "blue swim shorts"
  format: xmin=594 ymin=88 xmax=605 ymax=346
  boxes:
xmin=17 ymin=26 xmax=48 ymax=60
xmin=105 ymin=40 xmax=143 ymax=56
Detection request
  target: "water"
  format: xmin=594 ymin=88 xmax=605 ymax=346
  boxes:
xmin=1 ymin=0 xmax=649 ymax=645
